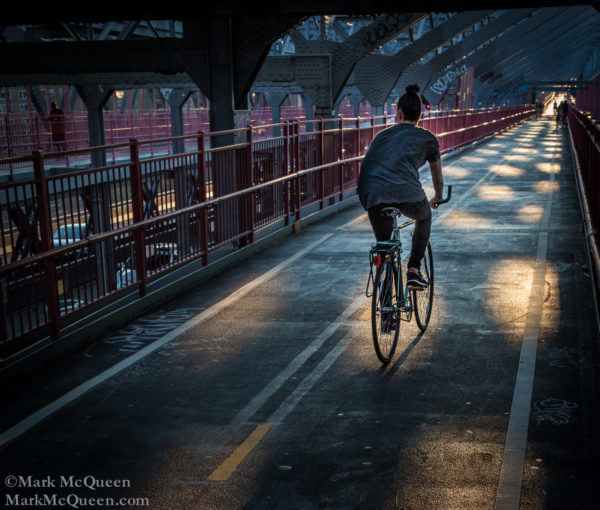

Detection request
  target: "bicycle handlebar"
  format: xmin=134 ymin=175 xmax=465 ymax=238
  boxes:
xmin=436 ymin=185 xmax=452 ymax=205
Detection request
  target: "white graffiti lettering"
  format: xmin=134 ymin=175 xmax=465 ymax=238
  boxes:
xmin=533 ymin=397 xmax=578 ymax=425
xmin=429 ymin=64 xmax=469 ymax=95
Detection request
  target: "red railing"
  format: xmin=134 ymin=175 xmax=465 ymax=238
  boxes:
xmin=568 ymin=107 xmax=600 ymax=331
xmin=576 ymin=74 xmax=600 ymax=120
xmin=569 ymin=108 xmax=599 ymax=252
xmin=0 ymin=106 xmax=534 ymax=355
xmin=0 ymin=106 xmax=337 ymax=174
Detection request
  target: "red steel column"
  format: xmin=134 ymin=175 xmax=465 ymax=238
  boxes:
xmin=319 ymin=118 xmax=325 ymax=210
xmin=295 ymin=121 xmax=301 ymax=221
xmin=283 ymin=122 xmax=290 ymax=226
xmin=129 ymin=139 xmax=148 ymax=296
xmin=197 ymin=132 xmax=209 ymax=266
xmin=246 ymin=127 xmax=255 ymax=244
xmin=33 ymin=150 xmax=60 ymax=339
xmin=338 ymin=119 xmax=344 ymax=201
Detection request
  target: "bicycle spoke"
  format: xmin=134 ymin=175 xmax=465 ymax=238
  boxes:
xmin=413 ymin=243 xmax=434 ymax=331
xmin=372 ymin=260 xmax=400 ymax=363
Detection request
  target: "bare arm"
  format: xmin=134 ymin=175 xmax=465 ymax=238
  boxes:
xmin=429 ymin=158 xmax=444 ymax=209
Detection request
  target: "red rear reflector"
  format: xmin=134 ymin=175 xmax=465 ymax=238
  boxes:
xmin=373 ymin=255 xmax=382 ymax=266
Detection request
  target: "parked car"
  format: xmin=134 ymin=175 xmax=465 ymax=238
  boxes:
xmin=52 ymin=224 xmax=88 ymax=248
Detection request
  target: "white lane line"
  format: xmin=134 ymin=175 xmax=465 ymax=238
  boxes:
xmin=223 ymin=298 xmax=364 ymax=433
xmin=267 ymin=329 xmax=355 ymax=425
xmin=494 ymin=144 xmax=558 ymax=510
xmin=0 ymin=126 xmax=530 ymax=450
xmin=0 ymin=231 xmax=338 ymax=449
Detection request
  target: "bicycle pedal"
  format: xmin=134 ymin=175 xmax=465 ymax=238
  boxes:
xmin=409 ymin=284 xmax=428 ymax=290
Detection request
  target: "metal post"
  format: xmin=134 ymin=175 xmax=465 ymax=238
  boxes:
xmin=339 ymin=119 xmax=344 ymax=201
xmin=129 ymin=139 xmax=147 ymax=297
xmin=33 ymin=150 xmax=60 ymax=339
xmin=319 ymin=118 xmax=325 ymax=210
xmin=295 ymin=121 xmax=301 ymax=223
xmin=246 ymin=127 xmax=255 ymax=244
xmin=283 ymin=122 xmax=290 ymax=226
xmin=371 ymin=116 xmax=375 ymax=142
xmin=355 ymin=116 xmax=361 ymax=183
xmin=196 ymin=132 xmax=209 ymax=266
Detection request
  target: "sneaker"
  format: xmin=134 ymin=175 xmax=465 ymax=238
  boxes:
xmin=407 ymin=267 xmax=428 ymax=289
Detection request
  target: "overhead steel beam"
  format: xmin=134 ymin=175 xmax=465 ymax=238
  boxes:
xmin=474 ymin=7 xmax=582 ymax=79
xmin=488 ymin=12 xmax=595 ymax=81
xmin=476 ymin=20 xmax=597 ymax=105
xmin=95 ymin=22 xmax=118 ymax=41
xmin=489 ymin=13 xmax=597 ymax=86
xmin=0 ymin=39 xmax=194 ymax=81
xmin=354 ymin=10 xmax=493 ymax=109
xmin=520 ymin=33 xmax=600 ymax=80
xmin=0 ymin=1 xmax=593 ymax=25
xmin=493 ymin=31 xmax=599 ymax=92
xmin=404 ymin=9 xmax=536 ymax=104
xmin=117 ymin=21 xmax=140 ymax=40
xmin=61 ymin=23 xmax=83 ymax=41
xmin=256 ymin=12 xmax=427 ymax=116
xmin=331 ymin=19 xmax=350 ymax=41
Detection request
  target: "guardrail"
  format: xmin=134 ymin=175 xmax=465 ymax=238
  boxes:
xmin=0 ymin=105 xmax=534 ymax=357
xmin=568 ymin=108 xmax=600 ymax=331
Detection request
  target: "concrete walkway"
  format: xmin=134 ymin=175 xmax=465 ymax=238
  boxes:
xmin=0 ymin=116 xmax=598 ymax=510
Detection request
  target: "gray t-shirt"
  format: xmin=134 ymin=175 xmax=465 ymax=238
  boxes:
xmin=358 ymin=123 xmax=440 ymax=210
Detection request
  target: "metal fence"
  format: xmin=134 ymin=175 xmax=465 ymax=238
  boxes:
xmin=576 ymin=74 xmax=600 ymax=120
xmin=569 ymin=108 xmax=599 ymax=251
xmin=568 ymin=107 xmax=600 ymax=334
xmin=0 ymin=105 xmax=534 ymax=356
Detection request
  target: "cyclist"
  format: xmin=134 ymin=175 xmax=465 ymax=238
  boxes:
xmin=358 ymin=84 xmax=444 ymax=288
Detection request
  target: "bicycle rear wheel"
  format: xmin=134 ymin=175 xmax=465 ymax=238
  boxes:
xmin=413 ymin=242 xmax=434 ymax=331
xmin=372 ymin=259 xmax=400 ymax=363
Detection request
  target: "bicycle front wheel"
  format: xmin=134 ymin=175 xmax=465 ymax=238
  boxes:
xmin=372 ymin=259 xmax=400 ymax=364
xmin=413 ymin=242 xmax=434 ymax=331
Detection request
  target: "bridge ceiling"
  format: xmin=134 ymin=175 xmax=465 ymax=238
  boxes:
xmin=0 ymin=1 xmax=598 ymax=106
xmin=2 ymin=1 xmax=596 ymax=23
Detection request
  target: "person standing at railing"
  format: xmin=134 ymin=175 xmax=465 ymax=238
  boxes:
xmin=48 ymin=101 xmax=66 ymax=151
xmin=358 ymin=84 xmax=444 ymax=288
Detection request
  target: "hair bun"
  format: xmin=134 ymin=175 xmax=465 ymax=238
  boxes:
xmin=406 ymin=84 xmax=420 ymax=95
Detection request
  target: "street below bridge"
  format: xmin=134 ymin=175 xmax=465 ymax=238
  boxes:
xmin=0 ymin=115 xmax=599 ymax=510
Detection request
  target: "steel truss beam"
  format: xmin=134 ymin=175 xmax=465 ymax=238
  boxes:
xmin=354 ymin=10 xmax=493 ymax=109
xmin=403 ymin=9 xmax=536 ymax=104
xmin=255 ymin=12 xmax=427 ymax=116
xmin=484 ymin=10 xmax=598 ymax=92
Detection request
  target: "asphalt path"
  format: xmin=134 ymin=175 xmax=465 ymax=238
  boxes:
xmin=0 ymin=116 xmax=599 ymax=510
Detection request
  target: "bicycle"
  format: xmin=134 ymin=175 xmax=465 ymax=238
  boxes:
xmin=366 ymin=186 xmax=452 ymax=364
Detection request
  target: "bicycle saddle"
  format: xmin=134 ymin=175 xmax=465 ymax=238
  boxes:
xmin=380 ymin=207 xmax=401 ymax=217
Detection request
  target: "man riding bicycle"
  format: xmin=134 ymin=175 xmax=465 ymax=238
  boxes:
xmin=358 ymin=84 xmax=444 ymax=288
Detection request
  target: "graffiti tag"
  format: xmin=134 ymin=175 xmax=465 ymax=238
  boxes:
xmin=362 ymin=13 xmax=407 ymax=50
xmin=533 ymin=397 xmax=578 ymax=425
xmin=429 ymin=64 xmax=469 ymax=95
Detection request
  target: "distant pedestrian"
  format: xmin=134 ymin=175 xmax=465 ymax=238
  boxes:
xmin=556 ymin=100 xmax=568 ymax=128
xmin=536 ymin=99 xmax=544 ymax=120
xmin=48 ymin=101 xmax=66 ymax=151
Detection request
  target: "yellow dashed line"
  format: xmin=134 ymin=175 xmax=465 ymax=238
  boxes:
xmin=208 ymin=424 xmax=273 ymax=481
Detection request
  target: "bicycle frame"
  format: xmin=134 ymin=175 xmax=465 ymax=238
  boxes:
xmin=367 ymin=215 xmax=416 ymax=322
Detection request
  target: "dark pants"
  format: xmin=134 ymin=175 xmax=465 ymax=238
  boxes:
xmin=367 ymin=198 xmax=431 ymax=270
